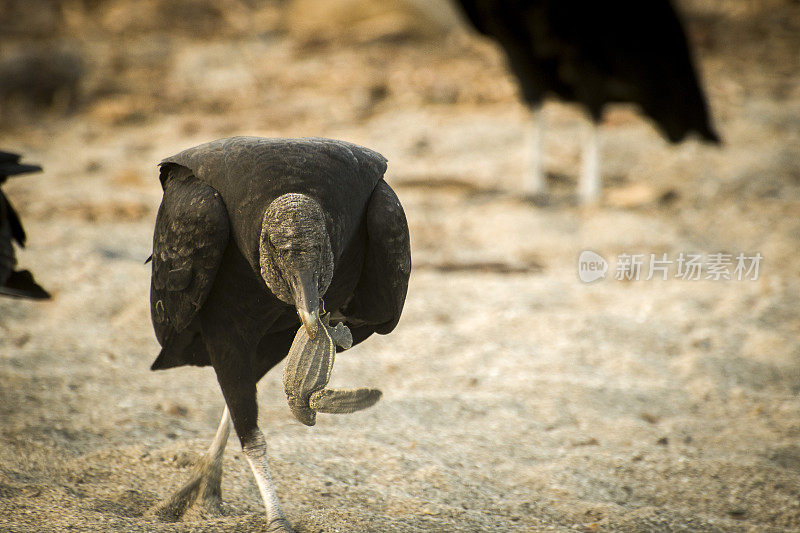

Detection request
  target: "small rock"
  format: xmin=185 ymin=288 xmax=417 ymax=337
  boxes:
xmin=169 ymin=405 xmax=188 ymax=417
xmin=640 ymin=412 xmax=659 ymax=424
xmin=728 ymin=508 xmax=747 ymax=519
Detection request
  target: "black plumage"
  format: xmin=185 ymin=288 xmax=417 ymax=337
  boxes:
xmin=457 ymin=0 xmax=718 ymax=142
xmin=0 ymin=151 xmax=49 ymax=300
xmin=148 ymin=137 xmax=410 ymax=530
xmin=454 ymin=0 xmax=719 ymax=201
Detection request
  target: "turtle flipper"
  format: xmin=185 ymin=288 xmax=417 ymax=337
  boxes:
xmin=283 ymin=320 xmax=380 ymax=426
xmin=309 ymin=388 xmax=382 ymax=414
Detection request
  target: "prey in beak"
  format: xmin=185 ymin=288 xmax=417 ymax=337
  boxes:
xmin=282 ymin=310 xmax=381 ymax=426
xmin=291 ymin=269 xmax=321 ymax=339
xmin=284 ymin=269 xmax=381 ymax=427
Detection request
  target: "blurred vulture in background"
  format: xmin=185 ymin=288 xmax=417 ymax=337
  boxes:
xmin=0 ymin=152 xmax=49 ymax=299
xmin=454 ymin=0 xmax=720 ymax=203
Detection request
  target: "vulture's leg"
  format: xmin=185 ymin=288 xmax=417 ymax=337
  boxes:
xmin=152 ymin=406 xmax=231 ymax=520
xmin=240 ymin=428 xmax=292 ymax=533
xmin=210 ymin=339 xmax=294 ymax=533
xmin=523 ymin=106 xmax=546 ymax=196
xmin=579 ymin=120 xmax=602 ymax=204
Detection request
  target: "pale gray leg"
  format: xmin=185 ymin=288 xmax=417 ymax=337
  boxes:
xmin=152 ymin=406 xmax=231 ymax=520
xmin=579 ymin=121 xmax=602 ymax=204
xmin=242 ymin=429 xmax=294 ymax=532
xmin=523 ymin=107 xmax=546 ymax=196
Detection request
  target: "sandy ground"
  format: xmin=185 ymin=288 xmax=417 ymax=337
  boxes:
xmin=1 ymin=1 xmax=799 ymax=531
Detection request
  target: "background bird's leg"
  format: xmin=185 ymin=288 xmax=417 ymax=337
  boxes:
xmin=523 ymin=106 xmax=546 ymax=197
xmin=579 ymin=121 xmax=602 ymax=204
xmin=152 ymin=406 xmax=231 ymax=520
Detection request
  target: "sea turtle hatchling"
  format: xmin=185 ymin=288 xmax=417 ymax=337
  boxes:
xmin=283 ymin=314 xmax=382 ymax=426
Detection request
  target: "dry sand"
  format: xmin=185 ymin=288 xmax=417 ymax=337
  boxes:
xmin=1 ymin=1 xmax=799 ymax=531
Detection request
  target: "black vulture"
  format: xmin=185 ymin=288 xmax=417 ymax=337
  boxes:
xmin=148 ymin=137 xmax=411 ymax=531
xmin=0 ymin=151 xmax=49 ymax=299
xmin=454 ymin=0 xmax=720 ymax=202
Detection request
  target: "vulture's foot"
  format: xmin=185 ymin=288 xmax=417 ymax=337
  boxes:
xmin=150 ymin=461 xmax=225 ymax=521
xmin=283 ymin=317 xmax=381 ymax=426
xmin=267 ymin=516 xmax=295 ymax=532
xmin=150 ymin=406 xmax=231 ymax=521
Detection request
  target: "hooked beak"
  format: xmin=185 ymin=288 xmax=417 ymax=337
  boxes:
xmin=292 ymin=269 xmax=321 ymax=339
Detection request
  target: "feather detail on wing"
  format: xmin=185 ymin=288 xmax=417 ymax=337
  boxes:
xmin=343 ymin=179 xmax=411 ymax=335
xmin=150 ymin=164 xmax=229 ymax=348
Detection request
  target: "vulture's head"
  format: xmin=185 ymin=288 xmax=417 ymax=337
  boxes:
xmin=260 ymin=193 xmax=334 ymax=339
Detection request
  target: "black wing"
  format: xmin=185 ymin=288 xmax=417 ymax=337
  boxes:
xmin=0 ymin=186 xmax=50 ymax=299
xmin=0 ymin=151 xmax=42 ymax=245
xmin=454 ymin=0 xmax=718 ymax=142
xmin=150 ymin=163 xmax=229 ymax=367
xmin=0 ymin=270 xmax=50 ymax=299
xmin=0 ymin=151 xmax=42 ymax=184
xmin=3 ymin=192 xmax=26 ymax=246
xmin=454 ymin=0 xmax=493 ymax=36
xmin=0 ymin=191 xmax=15 ymax=286
xmin=342 ymin=179 xmax=411 ymax=344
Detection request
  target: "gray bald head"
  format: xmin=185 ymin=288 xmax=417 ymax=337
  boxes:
xmin=259 ymin=193 xmax=334 ymax=338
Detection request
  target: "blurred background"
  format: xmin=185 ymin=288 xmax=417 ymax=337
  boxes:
xmin=0 ymin=0 xmax=798 ymax=531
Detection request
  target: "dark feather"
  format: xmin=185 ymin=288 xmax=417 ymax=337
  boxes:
xmin=0 ymin=201 xmax=15 ymax=286
xmin=0 ymin=151 xmax=42 ymax=183
xmin=342 ymin=179 xmax=411 ymax=335
xmin=151 ymin=328 xmax=210 ymax=370
xmin=3 ymin=193 xmax=26 ymax=246
xmin=0 ymin=152 xmax=47 ymax=299
xmin=455 ymin=0 xmax=719 ymax=142
xmin=150 ymin=165 xmax=229 ymax=352
xmin=0 ymin=270 xmax=50 ymax=299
